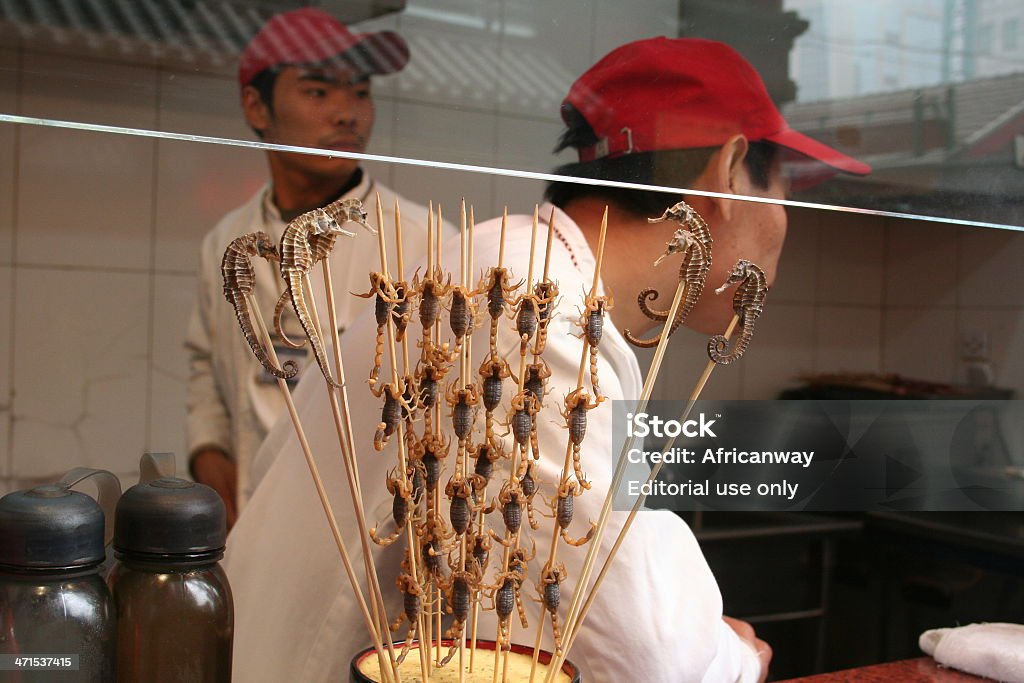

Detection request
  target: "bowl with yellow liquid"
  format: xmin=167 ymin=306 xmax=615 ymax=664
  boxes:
xmin=351 ymin=640 xmax=580 ymax=683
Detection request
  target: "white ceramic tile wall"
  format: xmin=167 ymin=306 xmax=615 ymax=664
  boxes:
xmin=495 ymin=112 xmax=572 ymax=174
xmin=958 ymin=227 xmax=1024 ymax=308
xmin=816 ymin=211 xmax=885 ymax=306
xmin=885 ymin=218 xmax=959 ymax=308
xmin=0 ymin=50 xmax=16 ymax=264
xmin=0 ymin=266 xmax=9 ymax=482
xmin=0 ymin=265 xmax=10 ymax=404
xmin=392 ymin=100 xmax=497 ymax=167
xmin=2 ymin=1 xmax=1024 ymax=492
xmin=742 ymin=303 xmax=816 ymax=399
xmin=814 ymin=306 xmax=882 ymax=374
xmin=957 ymin=308 xmax=1024 ymax=391
xmin=20 ymin=53 xmax=157 ymax=129
xmin=656 ymin=326 xmax=742 ymax=402
xmin=12 ymin=269 xmax=149 ymax=478
xmin=157 ymin=69 xmax=249 ymax=139
xmin=882 ymin=308 xmax=957 ymax=382
xmin=771 ymin=207 xmax=819 ymax=304
xmin=148 ymin=274 xmax=196 ymax=461
xmin=153 ymin=138 xmax=267 ymax=273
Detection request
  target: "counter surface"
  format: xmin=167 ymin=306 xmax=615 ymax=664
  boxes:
xmin=778 ymin=657 xmax=995 ymax=682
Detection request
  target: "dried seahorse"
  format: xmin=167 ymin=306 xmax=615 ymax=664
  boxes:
xmin=708 ymin=259 xmax=769 ymax=365
xmin=222 ymin=231 xmax=297 ymax=379
xmin=278 ymin=201 xmax=367 ymax=388
xmin=623 ymin=228 xmax=709 ymax=348
xmin=637 ymin=200 xmax=713 ymax=320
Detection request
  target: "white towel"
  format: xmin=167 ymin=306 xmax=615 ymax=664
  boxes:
xmin=920 ymin=623 xmax=1024 ymax=683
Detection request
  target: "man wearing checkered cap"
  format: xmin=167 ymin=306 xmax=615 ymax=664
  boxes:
xmin=184 ymin=8 xmax=437 ymax=524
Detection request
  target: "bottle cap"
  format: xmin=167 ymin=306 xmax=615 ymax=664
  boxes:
xmin=114 ymin=477 xmax=226 ymax=557
xmin=0 ymin=487 xmax=105 ymax=569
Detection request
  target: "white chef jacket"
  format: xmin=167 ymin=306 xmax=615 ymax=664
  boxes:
xmin=228 ymin=203 xmax=763 ymax=682
xmin=184 ymin=172 xmax=434 ymax=504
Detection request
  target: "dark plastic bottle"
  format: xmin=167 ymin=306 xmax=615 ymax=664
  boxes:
xmin=0 ymin=472 xmax=119 ymax=682
xmin=107 ymin=476 xmax=232 ymax=683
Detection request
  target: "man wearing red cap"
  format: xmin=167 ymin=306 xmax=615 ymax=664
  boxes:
xmin=184 ymin=8 xmax=433 ymax=523
xmin=224 ymin=37 xmax=868 ymax=682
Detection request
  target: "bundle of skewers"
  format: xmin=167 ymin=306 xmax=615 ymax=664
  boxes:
xmin=221 ymin=193 xmax=770 ymax=683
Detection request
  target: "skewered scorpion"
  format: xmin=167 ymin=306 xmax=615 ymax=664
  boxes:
xmin=510 ymin=285 xmax=557 ymax=357
xmin=559 ymin=388 xmax=603 ymax=489
xmin=276 ymin=199 xmax=371 ymax=388
xmin=531 ymin=279 xmax=560 ymax=355
xmin=221 ymin=231 xmax=298 ymax=380
xmin=413 ymin=342 xmax=453 ymax=413
xmin=446 ymin=383 xmax=481 ymax=472
xmin=354 ymin=272 xmax=400 ymax=388
xmin=551 ymin=476 xmax=596 ymax=547
xmin=505 ymin=390 xmax=540 ymax=466
xmin=446 ymin=472 xmax=485 ymax=536
xmin=520 ymin=359 xmax=552 ymax=407
xmin=439 ymin=556 xmax=483 ymax=665
xmin=371 ymin=382 xmax=410 ymax=451
xmin=575 ymin=289 xmax=614 ymax=398
xmin=447 ymin=284 xmax=477 ymax=353
xmin=485 ymin=541 xmax=535 ymax=648
xmin=412 ymin=431 xmax=450 ymax=496
xmin=708 ymin=259 xmax=768 ymax=365
xmin=412 ymin=266 xmax=451 ymax=333
xmin=479 ymin=355 xmax=512 ymax=445
xmin=625 ymin=201 xmax=713 ymax=347
xmin=477 ymin=266 xmax=524 ymax=354
xmin=489 ymin=479 xmax=531 ymax=546
xmin=390 ymin=567 xmax=427 ymax=665
xmin=519 ymin=459 xmax=541 ymax=530
xmin=537 ymin=561 xmax=569 ymax=654
xmin=417 ymin=511 xmax=456 ymax=578
xmin=369 ymin=466 xmax=415 ymax=546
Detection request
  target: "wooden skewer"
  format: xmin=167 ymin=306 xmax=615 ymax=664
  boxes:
xmin=458 ymin=198 xmax=468 ymax=683
xmin=562 ymin=314 xmax=740 ymax=659
xmin=434 ymin=202 xmax=444 ymax=671
xmin=529 ymin=209 xmax=605 ymax=683
xmin=313 ymin=262 xmax=404 ymax=682
xmin=492 ymin=206 xmax=540 ymax=683
xmin=244 ymin=292 xmax=394 ymax=682
xmin=470 ymin=205 xmax=505 ymax=673
xmin=544 ymin=226 xmax=689 ymax=683
xmin=374 ymin=194 xmax=432 ymax=683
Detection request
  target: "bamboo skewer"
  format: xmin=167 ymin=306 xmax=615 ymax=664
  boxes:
xmin=435 ymin=203 xmax=445 ymax=671
xmin=492 ymin=206 xmax=540 ymax=683
xmin=311 ymin=263 xmax=404 ymax=682
xmin=371 ymin=195 xmax=432 ymax=683
xmin=562 ymin=314 xmax=740 ymax=660
xmin=544 ymin=232 xmax=692 ymax=683
xmin=470 ymin=206 xmax=507 ymax=673
xmin=244 ymin=292 xmax=394 ymax=682
xmin=529 ymin=208 xmax=603 ymax=683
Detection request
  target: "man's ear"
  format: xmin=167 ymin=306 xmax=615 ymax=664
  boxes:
xmin=241 ymin=85 xmax=271 ymax=137
xmin=692 ymin=134 xmax=749 ymax=224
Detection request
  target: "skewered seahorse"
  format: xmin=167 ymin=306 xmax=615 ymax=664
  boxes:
xmin=277 ymin=200 xmax=369 ymax=387
xmin=624 ymin=200 xmax=713 ymax=347
xmin=222 ymin=232 xmax=298 ymax=379
xmin=707 ymin=259 xmax=769 ymax=365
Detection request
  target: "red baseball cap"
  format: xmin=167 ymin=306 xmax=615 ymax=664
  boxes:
xmin=238 ymin=8 xmax=409 ymax=88
xmin=564 ymin=37 xmax=869 ymax=178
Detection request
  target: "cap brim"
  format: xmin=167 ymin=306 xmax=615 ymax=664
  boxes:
xmin=765 ymin=127 xmax=871 ymax=177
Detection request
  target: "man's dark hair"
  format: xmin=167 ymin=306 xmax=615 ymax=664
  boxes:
xmin=545 ymin=104 xmax=779 ymax=215
xmin=247 ymin=67 xmax=279 ymax=138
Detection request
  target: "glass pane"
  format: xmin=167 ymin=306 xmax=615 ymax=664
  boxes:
xmin=2 ymin=0 xmax=1022 ymax=229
